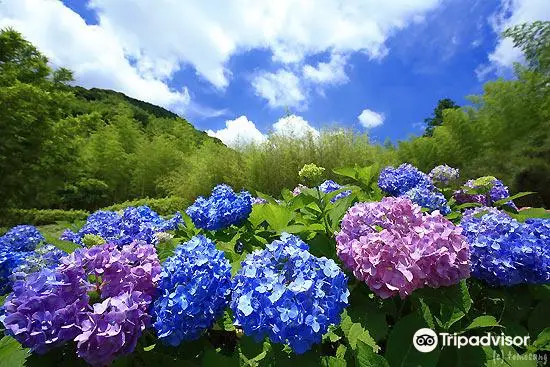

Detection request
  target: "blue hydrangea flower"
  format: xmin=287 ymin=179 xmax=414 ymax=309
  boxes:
xmin=403 ymin=186 xmax=451 ymax=215
xmin=378 ymin=163 xmax=432 ymax=196
xmin=428 ymin=164 xmax=459 ymax=186
xmin=460 ymin=208 xmax=550 ymax=286
xmin=13 ymin=245 xmax=65 ymax=277
xmin=152 ymin=236 xmax=232 ymax=346
xmin=60 ymin=206 xmax=182 ymax=246
xmin=186 ymin=184 xmax=252 ymax=231
xmin=318 ymin=180 xmax=352 ymax=203
xmin=0 ymin=247 xmax=27 ymax=294
xmin=231 ymin=233 xmax=349 ymax=354
xmin=490 ymin=179 xmax=518 ymax=210
xmin=0 ymin=225 xmax=44 ymax=252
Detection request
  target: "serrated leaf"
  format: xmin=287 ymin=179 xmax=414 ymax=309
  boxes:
xmin=0 ymin=337 xmax=28 ymax=367
xmin=464 ymin=316 xmax=501 ymax=331
xmin=355 ymin=340 xmax=389 ymax=367
xmin=321 ymin=356 xmax=347 ymax=367
xmin=530 ymin=327 xmax=550 ymax=352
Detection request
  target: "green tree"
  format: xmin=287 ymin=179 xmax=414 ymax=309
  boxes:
xmin=423 ymin=98 xmax=460 ymax=137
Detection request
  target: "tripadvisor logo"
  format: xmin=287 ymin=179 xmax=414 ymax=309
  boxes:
xmin=413 ymin=328 xmax=530 ymax=353
xmin=413 ymin=328 xmax=438 ymax=352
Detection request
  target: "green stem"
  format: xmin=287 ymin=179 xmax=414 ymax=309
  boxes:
xmin=316 ymin=187 xmax=331 ymax=236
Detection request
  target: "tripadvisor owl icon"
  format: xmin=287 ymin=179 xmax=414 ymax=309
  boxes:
xmin=413 ymin=328 xmax=438 ymax=353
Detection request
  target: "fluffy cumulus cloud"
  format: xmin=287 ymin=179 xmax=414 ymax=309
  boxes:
xmin=272 ymin=114 xmax=320 ymax=138
xmin=478 ymin=0 xmax=550 ymax=78
xmin=251 ymin=70 xmax=306 ymax=109
xmin=0 ymin=0 xmax=444 ymax=112
xmin=207 ymin=116 xmax=266 ymax=147
xmin=358 ymin=108 xmax=385 ymax=128
xmin=0 ymin=0 xmax=191 ymax=114
xmin=207 ymin=114 xmax=319 ymax=147
xmin=303 ymin=54 xmax=349 ymax=85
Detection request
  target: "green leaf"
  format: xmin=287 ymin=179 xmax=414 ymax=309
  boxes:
xmin=435 ymin=281 xmax=472 ymax=329
xmin=493 ymin=192 xmax=535 ymax=206
xmin=143 ymin=344 xmax=156 ymax=352
xmin=202 ymin=347 xmax=239 ymax=367
xmin=464 ymin=316 xmax=502 ymax=331
xmin=528 ymin=300 xmax=550 ymax=338
xmin=345 ymin=323 xmax=378 ymax=352
xmin=263 ymin=204 xmax=295 ymax=231
xmin=321 ymin=356 xmax=346 ymax=367
xmin=0 ymin=337 xmax=28 ymax=367
xmin=355 ymin=340 xmax=389 ymax=367
xmin=385 ymin=314 xmax=440 ymax=367
xmin=332 ymin=166 xmax=358 ymax=179
xmin=45 ymin=236 xmax=81 ymax=254
xmin=326 ymin=193 xmax=355 ymax=232
xmin=530 ymin=327 xmax=550 ymax=352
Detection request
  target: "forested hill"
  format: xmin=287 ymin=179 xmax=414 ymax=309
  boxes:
xmin=1 ymin=28 xmax=232 ymax=211
xmin=70 ymin=86 xmax=221 ymax=144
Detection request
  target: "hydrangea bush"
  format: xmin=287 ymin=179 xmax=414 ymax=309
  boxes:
xmin=336 ymin=197 xmax=469 ymax=298
xmin=152 ymin=236 xmax=232 ymax=345
xmin=2 ymin=241 xmax=161 ymax=366
xmin=186 ymin=184 xmax=252 ymax=230
xmin=378 ymin=163 xmax=451 ymax=214
xmin=60 ymin=206 xmax=182 ymax=246
xmin=231 ymin=233 xmax=349 ymax=353
xmin=460 ymin=207 xmax=550 ymax=286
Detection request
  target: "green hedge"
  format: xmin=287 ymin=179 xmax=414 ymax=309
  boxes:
xmin=0 ymin=208 xmax=90 ymax=227
xmin=101 ymin=196 xmax=187 ymax=216
xmin=0 ymin=197 xmax=186 ymax=227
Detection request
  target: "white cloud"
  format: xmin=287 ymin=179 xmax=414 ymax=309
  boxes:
xmin=252 ymin=70 xmax=306 ymax=109
xmin=0 ymin=0 xmax=190 ymax=113
xmin=303 ymin=54 xmax=349 ymax=85
xmin=207 ymin=115 xmax=266 ymax=147
xmin=479 ymin=0 xmax=550 ymax=78
xmin=207 ymin=113 xmax=319 ymax=146
xmin=358 ymin=108 xmax=385 ymax=128
xmin=272 ymin=114 xmax=320 ymax=138
xmin=1 ymin=0 xmax=443 ymax=111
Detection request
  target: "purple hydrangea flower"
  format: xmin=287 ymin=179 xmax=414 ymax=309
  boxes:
xmin=2 ymin=241 xmax=161 ymax=366
xmin=1 ymin=267 xmax=88 ymax=353
xmin=454 ymin=178 xmax=518 ymax=210
xmin=231 ymin=233 xmax=349 ymax=353
xmin=186 ymin=184 xmax=253 ymax=230
xmin=336 ymin=197 xmax=470 ymax=299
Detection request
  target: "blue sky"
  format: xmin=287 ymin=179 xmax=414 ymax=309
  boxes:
xmin=2 ymin=0 xmax=548 ymax=145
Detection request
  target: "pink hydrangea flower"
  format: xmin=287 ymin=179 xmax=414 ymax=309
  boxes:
xmin=336 ymin=197 xmax=469 ymax=299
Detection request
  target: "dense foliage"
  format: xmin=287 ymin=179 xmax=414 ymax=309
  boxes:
xmin=0 ymin=162 xmax=549 ymax=366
